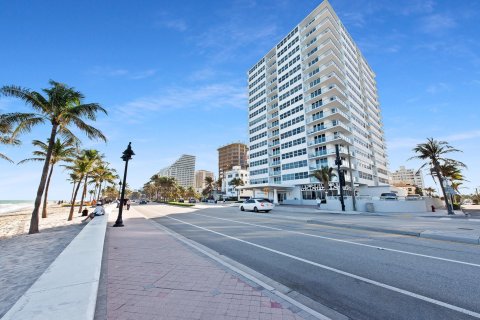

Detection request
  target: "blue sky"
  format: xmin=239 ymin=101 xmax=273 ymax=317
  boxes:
xmin=1 ymin=0 xmax=479 ymax=200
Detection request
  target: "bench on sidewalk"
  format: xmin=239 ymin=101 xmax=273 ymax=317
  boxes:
xmin=2 ymin=209 xmax=109 ymax=320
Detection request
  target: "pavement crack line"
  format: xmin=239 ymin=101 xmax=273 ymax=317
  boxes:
xmin=189 ymin=212 xmax=480 ymax=268
xmin=165 ymin=215 xmax=480 ymax=319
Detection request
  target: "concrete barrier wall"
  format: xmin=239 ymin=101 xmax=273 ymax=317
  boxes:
xmin=2 ymin=209 xmax=109 ymax=320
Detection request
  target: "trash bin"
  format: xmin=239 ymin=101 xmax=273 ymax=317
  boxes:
xmin=366 ymin=203 xmax=374 ymax=213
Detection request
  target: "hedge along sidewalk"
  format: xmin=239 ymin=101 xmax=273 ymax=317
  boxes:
xmin=1 ymin=207 xmax=110 ymax=320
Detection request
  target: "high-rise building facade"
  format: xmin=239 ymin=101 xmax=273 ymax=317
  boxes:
xmin=218 ymin=143 xmax=248 ymax=179
xmin=389 ymin=166 xmax=424 ymax=188
xmin=158 ymin=154 xmax=196 ymax=188
xmin=195 ymin=170 xmax=215 ymax=192
xmin=247 ymin=0 xmax=388 ymax=202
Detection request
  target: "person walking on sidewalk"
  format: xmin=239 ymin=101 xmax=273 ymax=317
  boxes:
xmin=316 ymin=197 xmax=321 ymax=209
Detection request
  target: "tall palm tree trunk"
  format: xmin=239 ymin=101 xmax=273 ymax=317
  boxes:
xmin=70 ymin=181 xmax=77 ymax=205
xmin=434 ymin=164 xmax=453 ymax=214
xmin=69 ymin=179 xmax=83 ymax=221
xmin=78 ymin=175 xmax=89 ymax=213
xmin=96 ymin=181 xmax=103 ymax=201
xmin=41 ymin=163 xmax=55 ymax=218
xmin=29 ymin=125 xmax=57 ymax=234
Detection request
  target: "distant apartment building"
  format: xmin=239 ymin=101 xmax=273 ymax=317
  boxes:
xmin=246 ymin=0 xmax=388 ymax=204
xmin=218 ymin=142 xmax=248 ymax=179
xmin=158 ymin=154 xmax=195 ymax=188
xmin=195 ymin=170 xmax=215 ymax=193
xmin=223 ymin=166 xmax=252 ymax=199
xmin=389 ymin=166 xmax=424 ymax=189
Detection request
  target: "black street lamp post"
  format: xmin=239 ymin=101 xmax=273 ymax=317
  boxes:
xmin=335 ymin=144 xmax=346 ymax=212
xmin=113 ymin=142 xmax=135 ymax=227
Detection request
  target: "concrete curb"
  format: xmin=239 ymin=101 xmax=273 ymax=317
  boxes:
xmin=307 ymin=220 xmax=480 ymax=245
xmin=1 ymin=208 xmax=110 ymax=320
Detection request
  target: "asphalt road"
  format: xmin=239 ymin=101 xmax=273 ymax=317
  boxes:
xmin=134 ymin=203 xmax=480 ymax=320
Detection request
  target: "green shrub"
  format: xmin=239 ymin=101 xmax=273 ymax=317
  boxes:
xmin=452 ymin=203 xmax=461 ymax=210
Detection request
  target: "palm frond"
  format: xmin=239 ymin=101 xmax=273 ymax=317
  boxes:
xmin=0 ymin=152 xmax=14 ymax=163
xmin=70 ymin=118 xmax=107 ymax=142
xmin=17 ymin=157 xmax=45 ymax=164
xmin=0 ymin=85 xmax=48 ymax=113
xmin=69 ymin=103 xmax=108 ymax=121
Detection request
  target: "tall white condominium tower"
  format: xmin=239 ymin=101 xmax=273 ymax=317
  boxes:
xmin=247 ymin=1 xmax=388 ymax=202
xmin=158 ymin=155 xmax=196 ymax=188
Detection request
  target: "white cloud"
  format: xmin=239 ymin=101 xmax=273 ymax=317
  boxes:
xmin=388 ymin=130 xmax=480 ymax=151
xmin=443 ymin=130 xmax=480 ymax=142
xmin=400 ymin=0 xmax=436 ymax=15
xmin=116 ymin=83 xmax=246 ymax=117
xmin=426 ymin=82 xmax=450 ymax=94
xmin=154 ymin=11 xmax=188 ymax=32
xmin=87 ymin=67 xmax=157 ymax=80
xmin=161 ymin=19 xmax=187 ymax=32
xmin=420 ymin=14 xmax=456 ymax=33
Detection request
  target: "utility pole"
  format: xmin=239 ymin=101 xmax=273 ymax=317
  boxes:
xmin=335 ymin=144 xmax=345 ymax=211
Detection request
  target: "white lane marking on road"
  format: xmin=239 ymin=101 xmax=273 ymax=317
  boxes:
xmin=190 ymin=212 xmax=480 ymax=268
xmin=166 ymin=215 xmax=480 ymax=319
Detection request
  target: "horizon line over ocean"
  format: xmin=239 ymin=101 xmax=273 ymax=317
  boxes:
xmin=0 ymin=200 xmax=35 ymax=215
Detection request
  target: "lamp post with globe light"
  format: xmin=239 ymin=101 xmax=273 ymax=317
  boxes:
xmin=113 ymin=142 xmax=135 ymax=227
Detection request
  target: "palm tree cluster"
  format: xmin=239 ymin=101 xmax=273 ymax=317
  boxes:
xmin=228 ymin=177 xmax=244 ymax=200
xmin=310 ymin=166 xmax=336 ymax=199
xmin=142 ymin=174 xmax=198 ymax=202
xmin=64 ymin=149 xmax=118 ymax=221
xmin=410 ymin=138 xmax=467 ymax=214
xmin=0 ymin=80 xmax=108 ymax=233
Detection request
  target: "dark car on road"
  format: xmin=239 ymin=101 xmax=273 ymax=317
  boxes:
xmin=139 ymin=199 xmax=148 ymax=204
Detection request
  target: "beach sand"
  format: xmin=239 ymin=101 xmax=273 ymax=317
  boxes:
xmin=0 ymin=204 xmax=88 ymax=316
xmin=0 ymin=204 xmax=86 ymax=238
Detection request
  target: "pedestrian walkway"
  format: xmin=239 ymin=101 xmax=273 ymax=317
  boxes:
xmin=99 ymin=209 xmax=308 ymax=320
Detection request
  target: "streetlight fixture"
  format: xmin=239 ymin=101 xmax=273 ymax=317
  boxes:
xmin=113 ymin=142 xmax=135 ymax=227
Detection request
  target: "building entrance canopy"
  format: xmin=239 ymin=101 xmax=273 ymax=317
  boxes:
xmin=237 ymin=184 xmax=294 ymax=204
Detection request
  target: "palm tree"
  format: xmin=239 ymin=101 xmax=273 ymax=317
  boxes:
xmin=18 ymin=138 xmax=76 ymax=218
xmin=90 ymin=161 xmax=117 ymax=201
xmin=229 ymin=178 xmax=244 ymax=200
xmin=424 ymin=187 xmax=436 ymax=197
xmin=1 ymin=81 xmax=107 ymax=233
xmin=77 ymin=150 xmax=103 ymax=214
xmin=310 ymin=166 xmax=336 ymax=198
xmin=204 ymin=176 xmax=214 ymax=198
xmin=0 ymin=114 xmax=21 ymax=162
xmin=186 ymin=186 xmax=196 ymax=199
xmin=89 ymin=190 xmax=95 ymax=202
xmin=410 ymin=138 xmax=466 ymax=215
xmin=215 ymin=177 xmax=223 ymax=192
xmin=177 ymin=186 xmax=186 ymax=200
xmin=64 ymin=150 xmax=102 ymax=221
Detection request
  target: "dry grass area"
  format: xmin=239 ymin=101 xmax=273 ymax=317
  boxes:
xmin=0 ymin=205 xmax=86 ymax=239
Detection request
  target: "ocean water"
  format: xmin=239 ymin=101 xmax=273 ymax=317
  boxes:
xmin=0 ymin=200 xmax=35 ymax=215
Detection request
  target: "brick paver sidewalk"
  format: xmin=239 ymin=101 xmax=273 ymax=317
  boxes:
xmin=99 ymin=209 xmax=307 ymax=320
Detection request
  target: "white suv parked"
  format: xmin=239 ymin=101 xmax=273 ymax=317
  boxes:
xmin=239 ymin=199 xmax=274 ymax=213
